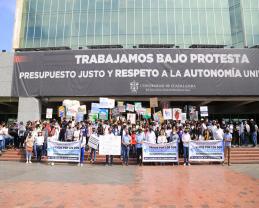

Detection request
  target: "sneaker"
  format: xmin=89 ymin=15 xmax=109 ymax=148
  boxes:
xmin=80 ymin=163 xmax=83 ymax=167
xmin=26 ymin=161 xmax=28 ymax=164
xmin=184 ymin=163 xmax=186 ymax=166
xmin=188 ymin=163 xmax=191 ymax=166
xmin=29 ymin=161 xmax=32 ymax=164
xmin=77 ymin=163 xmax=81 ymax=167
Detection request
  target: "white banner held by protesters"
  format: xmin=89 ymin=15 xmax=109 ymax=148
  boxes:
xmin=142 ymin=141 xmax=178 ymax=162
xmin=47 ymin=140 xmax=81 ymax=162
xmin=189 ymin=140 xmax=224 ymax=162
xmin=99 ymin=135 xmax=121 ymax=155
xmin=88 ymin=135 xmax=100 ymax=150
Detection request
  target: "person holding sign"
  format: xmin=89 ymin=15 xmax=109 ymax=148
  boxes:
xmin=223 ymin=128 xmax=232 ymax=166
xmin=182 ymin=128 xmax=191 ymax=166
xmin=105 ymin=127 xmax=115 ymax=166
xmin=122 ymin=129 xmax=131 ymax=166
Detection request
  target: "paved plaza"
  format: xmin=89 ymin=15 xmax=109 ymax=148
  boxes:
xmin=0 ymin=162 xmax=259 ymax=208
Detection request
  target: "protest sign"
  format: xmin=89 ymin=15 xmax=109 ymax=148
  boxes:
xmin=88 ymin=135 xmax=100 ymax=150
xmin=142 ymin=141 xmax=178 ymax=162
xmin=99 ymin=135 xmax=121 ymax=155
xmin=134 ymin=102 xmax=142 ymax=112
xmin=76 ymin=113 xmax=84 ymax=122
xmin=117 ymin=101 xmax=124 ymax=106
xmin=99 ymin=98 xmax=115 ymax=109
xmin=47 ymin=140 xmax=81 ymax=162
xmin=91 ymin=103 xmax=100 ymax=113
xmin=118 ymin=105 xmax=126 ymax=113
xmin=46 ymin=108 xmax=53 ymax=119
xmin=127 ymin=113 xmax=136 ymax=124
xmin=181 ymin=113 xmax=187 ymax=123
xmin=144 ymin=108 xmax=151 ymax=119
xmin=126 ymin=104 xmax=135 ymax=112
xmin=189 ymin=140 xmax=224 ymax=162
xmin=154 ymin=111 xmax=164 ymax=123
xmin=173 ymin=108 xmax=182 ymax=121
xmin=58 ymin=106 xmax=65 ymax=118
xmin=163 ymin=109 xmax=172 ymax=120
xmin=200 ymin=106 xmax=209 ymax=117
xmin=78 ymin=105 xmax=87 ymax=114
xmin=150 ymin=97 xmax=158 ymax=108
xmin=89 ymin=113 xmax=98 ymax=122
xmin=99 ymin=109 xmax=109 ymax=120
xmin=112 ymin=107 xmax=120 ymax=117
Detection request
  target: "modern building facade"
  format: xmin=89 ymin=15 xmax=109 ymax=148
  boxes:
xmin=1 ymin=0 xmax=258 ymax=122
xmin=14 ymin=0 xmax=259 ymax=50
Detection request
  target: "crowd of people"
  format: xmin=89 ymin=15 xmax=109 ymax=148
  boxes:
xmin=0 ymin=117 xmax=258 ymax=166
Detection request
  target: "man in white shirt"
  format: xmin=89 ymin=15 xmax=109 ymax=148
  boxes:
xmin=105 ymin=128 xmax=115 ymax=166
xmin=145 ymin=128 xmax=157 ymax=144
xmin=214 ymin=125 xmax=224 ymax=140
xmin=182 ymin=128 xmax=191 ymax=166
xmin=34 ymin=131 xmax=44 ymax=162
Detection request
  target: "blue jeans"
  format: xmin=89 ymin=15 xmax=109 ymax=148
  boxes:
xmin=0 ymin=135 xmax=4 ymax=151
xmin=183 ymin=146 xmax=189 ymax=164
xmin=26 ymin=151 xmax=32 ymax=161
xmin=42 ymin=141 xmax=47 ymax=156
xmin=252 ymin=131 xmax=257 ymax=146
xmin=4 ymin=135 xmax=14 ymax=147
xmin=122 ymin=145 xmax=130 ymax=164
xmin=80 ymin=147 xmax=85 ymax=164
xmin=241 ymin=132 xmax=248 ymax=146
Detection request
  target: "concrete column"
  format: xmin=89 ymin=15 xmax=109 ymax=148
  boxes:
xmin=17 ymin=97 xmax=41 ymax=122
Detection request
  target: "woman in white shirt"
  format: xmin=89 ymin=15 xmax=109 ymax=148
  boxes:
xmin=157 ymin=129 xmax=167 ymax=144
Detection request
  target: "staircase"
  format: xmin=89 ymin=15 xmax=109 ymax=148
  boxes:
xmin=1 ymin=147 xmax=259 ymax=164
xmin=0 ymin=149 xmax=138 ymax=165
xmin=229 ymin=147 xmax=259 ymax=164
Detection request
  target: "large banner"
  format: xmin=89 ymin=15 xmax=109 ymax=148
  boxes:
xmin=47 ymin=140 xmax=81 ymax=162
xmin=142 ymin=141 xmax=178 ymax=162
xmin=189 ymin=140 xmax=224 ymax=162
xmin=13 ymin=49 xmax=259 ymax=97
xmin=98 ymin=135 xmax=121 ymax=155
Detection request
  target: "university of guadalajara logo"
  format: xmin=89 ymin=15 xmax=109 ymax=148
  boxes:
xmin=130 ymin=80 xmax=139 ymax=93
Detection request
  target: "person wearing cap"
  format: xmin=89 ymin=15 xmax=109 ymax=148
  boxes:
xmin=223 ymin=128 xmax=232 ymax=166
xmin=182 ymin=128 xmax=191 ymax=166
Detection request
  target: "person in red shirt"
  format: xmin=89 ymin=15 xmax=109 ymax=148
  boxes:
xmin=131 ymin=129 xmax=137 ymax=158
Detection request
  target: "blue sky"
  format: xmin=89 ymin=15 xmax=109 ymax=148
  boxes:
xmin=0 ymin=0 xmax=16 ymax=51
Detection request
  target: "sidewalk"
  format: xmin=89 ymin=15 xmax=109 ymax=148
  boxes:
xmin=0 ymin=162 xmax=259 ymax=208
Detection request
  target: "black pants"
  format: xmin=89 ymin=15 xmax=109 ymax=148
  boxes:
xmin=106 ymin=155 xmax=114 ymax=165
xmin=136 ymin=148 xmax=142 ymax=165
xmin=14 ymin=135 xmax=19 ymax=149
xmin=36 ymin=145 xmax=43 ymax=161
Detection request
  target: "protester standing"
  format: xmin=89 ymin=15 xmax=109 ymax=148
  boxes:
xmin=34 ymin=131 xmax=44 ymax=162
xmin=224 ymin=128 xmax=232 ymax=166
xmin=182 ymin=128 xmax=191 ymax=166
xmin=122 ymin=129 xmax=131 ymax=166
xmin=136 ymin=128 xmax=144 ymax=165
xmin=105 ymin=128 xmax=115 ymax=166
xmin=25 ymin=132 xmax=34 ymax=163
